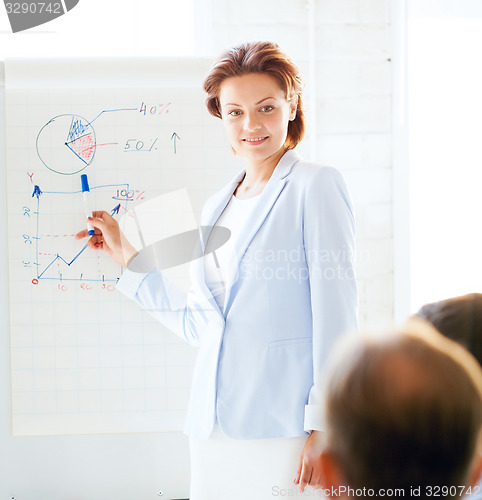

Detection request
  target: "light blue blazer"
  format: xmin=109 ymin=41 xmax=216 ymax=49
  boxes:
xmin=116 ymin=149 xmax=358 ymax=440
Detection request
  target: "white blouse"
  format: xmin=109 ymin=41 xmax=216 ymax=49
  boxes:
xmin=203 ymin=193 xmax=260 ymax=312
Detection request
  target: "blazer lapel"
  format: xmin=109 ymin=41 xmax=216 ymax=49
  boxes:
xmin=195 ymin=149 xmax=301 ymax=313
xmin=191 ymin=169 xmax=245 ymax=313
xmin=200 ymin=170 xmax=246 ymax=251
xmin=222 ymin=150 xmax=301 ymax=309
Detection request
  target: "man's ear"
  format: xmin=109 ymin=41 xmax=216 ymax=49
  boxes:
xmin=469 ymin=453 xmax=482 ymax=489
xmin=320 ymin=449 xmax=345 ymax=495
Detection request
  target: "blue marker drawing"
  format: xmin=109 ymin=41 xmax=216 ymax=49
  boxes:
xmin=32 ymin=183 xmax=131 ymax=283
xmin=85 ymin=108 xmax=138 ymax=128
xmin=67 ymin=117 xmax=90 ymax=144
xmin=37 ymin=243 xmax=89 ymax=280
xmin=171 ymin=132 xmax=181 ymax=154
xmin=32 ymin=185 xmax=42 ymax=199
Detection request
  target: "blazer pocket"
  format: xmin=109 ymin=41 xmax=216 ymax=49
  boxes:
xmin=268 ymin=337 xmax=312 ymax=349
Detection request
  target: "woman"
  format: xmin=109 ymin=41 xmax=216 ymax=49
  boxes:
xmin=76 ymin=41 xmax=358 ymax=498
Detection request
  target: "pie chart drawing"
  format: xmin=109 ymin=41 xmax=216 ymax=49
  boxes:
xmin=36 ymin=114 xmax=96 ymax=175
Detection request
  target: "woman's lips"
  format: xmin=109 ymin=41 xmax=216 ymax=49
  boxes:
xmin=243 ymin=136 xmax=269 ymax=145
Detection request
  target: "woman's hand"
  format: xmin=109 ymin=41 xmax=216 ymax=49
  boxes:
xmin=75 ymin=211 xmax=138 ymax=268
xmin=294 ymin=430 xmax=324 ymax=492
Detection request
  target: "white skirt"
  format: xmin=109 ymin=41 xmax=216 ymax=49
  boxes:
xmin=189 ymin=424 xmax=315 ymax=500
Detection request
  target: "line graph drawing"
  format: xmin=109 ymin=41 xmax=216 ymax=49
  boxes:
xmin=30 ymin=182 xmax=132 ymax=285
xmin=36 ymin=242 xmax=89 ymax=281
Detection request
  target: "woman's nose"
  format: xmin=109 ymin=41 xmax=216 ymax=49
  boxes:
xmin=244 ymin=112 xmax=261 ymax=132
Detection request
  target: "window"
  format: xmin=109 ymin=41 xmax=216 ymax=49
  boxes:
xmin=398 ymin=0 xmax=482 ymax=313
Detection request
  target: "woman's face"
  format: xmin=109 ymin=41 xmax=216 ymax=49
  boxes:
xmin=219 ymin=73 xmax=297 ymax=165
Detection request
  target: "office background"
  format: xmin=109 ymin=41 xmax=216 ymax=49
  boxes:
xmin=1 ymin=0 xmax=481 ymax=498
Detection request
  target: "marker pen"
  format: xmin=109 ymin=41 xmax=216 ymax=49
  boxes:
xmin=81 ymin=174 xmax=95 ymax=235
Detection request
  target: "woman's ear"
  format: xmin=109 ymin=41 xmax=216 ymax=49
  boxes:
xmin=289 ymin=94 xmax=298 ymax=121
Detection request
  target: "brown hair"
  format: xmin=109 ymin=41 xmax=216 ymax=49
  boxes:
xmin=416 ymin=293 xmax=482 ymax=365
xmin=203 ymin=41 xmax=305 ymax=149
xmin=322 ymin=321 xmax=482 ymax=497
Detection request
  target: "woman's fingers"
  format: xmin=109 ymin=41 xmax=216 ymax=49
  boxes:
xmin=89 ymin=232 xmax=105 ymax=248
xmin=309 ymin=466 xmax=323 ymax=489
xmin=75 ymin=227 xmax=104 ymax=250
xmin=76 ymin=211 xmax=112 ymax=240
xmin=87 ymin=216 xmax=107 ymax=232
xmin=294 ymin=457 xmax=302 ymax=485
xmin=74 ymin=228 xmax=90 ymax=240
xmin=87 ymin=214 xmax=117 ymax=247
xmin=298 ymin=461 xmax=313 ymax=492
xmin=91 ymin=210 xmax=115 ymax=222
xmin=295 ymin=431 xmax=324 ymax=492
xmin=74 ymin=209 xmax=134 ymax=267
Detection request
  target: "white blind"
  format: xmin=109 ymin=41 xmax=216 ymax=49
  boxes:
xmin=408 ymin=0 xmax=482 ymax=311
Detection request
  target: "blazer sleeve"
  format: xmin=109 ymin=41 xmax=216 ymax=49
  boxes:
xmin=302 ymin=166 xmax=358 ymax=432
xmin=116 ymin=265 xmax=213 ymax=347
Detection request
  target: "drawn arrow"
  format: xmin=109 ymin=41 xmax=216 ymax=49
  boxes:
xmin=171 ymin=132 xmax=181 ymax=154
xmin=32 ymin=185 xmax=43 ymax=199
xmin=111 ymin=203 xmax=121 ymax=216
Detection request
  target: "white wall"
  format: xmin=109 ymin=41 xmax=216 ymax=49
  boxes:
xmin=210 ymin=0 xmax=394 ymax=329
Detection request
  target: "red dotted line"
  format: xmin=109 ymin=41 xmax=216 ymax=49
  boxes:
xmin=43 ymin=234 xmax=76 ymax=237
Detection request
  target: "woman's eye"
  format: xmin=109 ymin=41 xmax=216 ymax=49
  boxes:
xmin=228 ymin=110 xmax=242 ymax=116
xmin=260 ymin=105 xmax=274 ymax=112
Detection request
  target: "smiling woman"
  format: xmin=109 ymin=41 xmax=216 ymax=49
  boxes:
xmin=204 ymin=42 xmax=305 ymax=150
xmin=75 ymin=41 xmax=358 ymax=500
xmin=217 ymin=73 xmax=298 ymax=196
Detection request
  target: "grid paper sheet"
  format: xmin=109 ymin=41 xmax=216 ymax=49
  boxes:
xmin=5 ymin=60 xmax=239 ymax=436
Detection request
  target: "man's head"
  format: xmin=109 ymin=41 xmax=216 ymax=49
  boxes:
xmin=320 ymin=320 xmax=482 ymax=498
xmin=417 ymin=293 xmax=482 ymax=366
